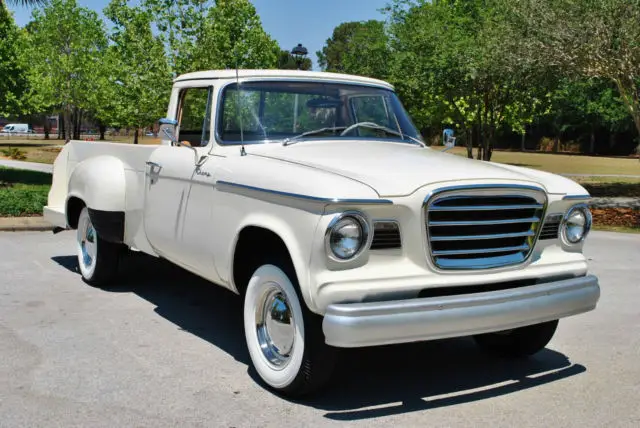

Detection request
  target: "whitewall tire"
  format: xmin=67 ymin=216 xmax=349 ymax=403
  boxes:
xmin=243 ymin=264 xmax=335 ymax=396
xmin=76 ymin=207 xmax=119 ymax=286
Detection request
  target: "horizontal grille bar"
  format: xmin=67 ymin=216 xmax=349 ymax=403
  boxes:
xmin=430 ymin=204 xmax=544 ymax=212
xmin=430 ymin=231 xmax=535 ymax=242
xmin=433 ymin=244 xmax=530 ymax=256
xmin=371 ymin=221 xmax=401 ymax=250
xmin=429 ymin=217 xmax=541 ymax=227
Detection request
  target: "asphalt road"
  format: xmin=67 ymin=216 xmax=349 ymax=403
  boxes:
xmin=0 ymin=231 xmax=638 ymax=427
xmin=0 ymin=159 xmax=53 ymax=174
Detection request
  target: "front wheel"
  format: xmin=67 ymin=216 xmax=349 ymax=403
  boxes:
xmin=473 ymin=320 xmax=559 ymax=358
xmin=76 ymin=207 xmax=120 ymax=287
xmin=243 ymin=264 xmax=335 ymax=397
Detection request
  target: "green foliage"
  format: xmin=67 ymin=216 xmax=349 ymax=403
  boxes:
xmin=190 ymin=0 xmax=279 ymax=70
xmin=25 ymin=0 xmax=107 ymax=140
xmin=102 ymin=0 xmax=172 ymax=138
xmin=0 ymin=4 xmax=28 ymax=116
xmin=0 ymin=166 xmax=50 ymax=217
xmin=278 ymin=50 xmax=312 ymax=70
xmin=0 ymin=147 xmax=27 ymax=160
xmin=317 ymin=20 xmax=390 ymax=79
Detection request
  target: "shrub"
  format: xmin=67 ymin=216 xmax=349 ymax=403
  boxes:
xmin=0 ymin=147 xmax=27 ymax=160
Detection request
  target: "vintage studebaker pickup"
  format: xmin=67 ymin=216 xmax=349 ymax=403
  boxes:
xmin=44 ymin=70 xmax=600 ymax=396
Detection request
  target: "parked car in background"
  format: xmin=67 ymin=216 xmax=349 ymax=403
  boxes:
xmin=1 ymin=123 xmax=34 ymax=134
xmin=44 ymin=69 xmax=600 ymax=397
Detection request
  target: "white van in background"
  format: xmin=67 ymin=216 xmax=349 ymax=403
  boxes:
xmin=1 ymin=123 xmax=33 ymax=134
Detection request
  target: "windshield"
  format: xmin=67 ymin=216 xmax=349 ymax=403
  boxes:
xmin=217 ymin=81 xmax=423 ymax=145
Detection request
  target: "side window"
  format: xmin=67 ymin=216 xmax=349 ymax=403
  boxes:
xmin=177 ymin=87 xmax=212 ymax=147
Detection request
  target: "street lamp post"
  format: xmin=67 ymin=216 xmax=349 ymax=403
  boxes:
xmin=291 ymin=43 xmax=308 ymax=132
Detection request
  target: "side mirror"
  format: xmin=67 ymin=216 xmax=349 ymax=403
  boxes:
xmin=158 ymin=117 xmax=207 ymax=166
xmin=159 ymin=118 xmax=178 ymax=145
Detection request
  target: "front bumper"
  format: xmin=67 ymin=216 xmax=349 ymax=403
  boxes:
xmin=322 ymin=275 xmax=600 ymax=348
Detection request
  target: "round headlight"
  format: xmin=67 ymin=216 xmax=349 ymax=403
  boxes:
xmin=326 ymin=214 xmax=368 ymax=260
xmin=561 ymin=205 xmax=592 ymax=244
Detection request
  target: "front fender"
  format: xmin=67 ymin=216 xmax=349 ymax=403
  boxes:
xmin=67 ymin=155 xmax=127 ymax=213
xmin=228 ymin=212 xmax=323 ymax=313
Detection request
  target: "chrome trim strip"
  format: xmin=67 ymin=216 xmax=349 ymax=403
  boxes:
xmin=424 ymin=184 xmax=546 ymax=203
xmin=430 ymin=204 xmax=544 ymax=211
xmin=432 ymin=244 xmax=530 ymax=256
xmin=216 ymin=180 xmax=393 ymax=205
xmin=563 ymin=194 xmax=592 ymax=200
xmin=430 ymin=231 xmax=535 ymax=242
xmin=323 ymin=275 xmax=600 ymax=348
xmin=429 ymin=217 xmax=541 ymax=226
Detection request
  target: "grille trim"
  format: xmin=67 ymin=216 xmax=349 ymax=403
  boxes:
xmin=424 ymin=185 xmax=547 ymax=271
xmin=539 ymin=214 xmax=563 ymax=240
xmin=371 ymin=220 xmax=402 ymax=250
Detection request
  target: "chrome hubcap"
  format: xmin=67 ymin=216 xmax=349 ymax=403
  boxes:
xmin=256 ymin=285 xmax=295 ymax=368
xmin=80 ymin=216 xmax=97 ymax=270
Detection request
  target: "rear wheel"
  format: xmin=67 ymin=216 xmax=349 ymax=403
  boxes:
xmin=243 ymin=263 xmax=335 ymax=397
xmin=473 ymin=320 xmax=559 ymax=358
xmin=76 ymin=207 xmax=120 ymax=287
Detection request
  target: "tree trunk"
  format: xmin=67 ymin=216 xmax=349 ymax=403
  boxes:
xmin=133 ymin=128 xmax=139 ymax=145
xmin=554 ymin=135 xmax=560 ymax=153
xmin=58 ymin=113 xmax=63 ymax=140
xmin=520 ymin=131 xmax=526 ymax=152
xmin=63 ymin=105 xmax=72 ymax=143
xmin=43 ymin=115 xmax=50 ymax=140
xmin=466 ymin=128 xmax=473 ymax=159
xmin=99 ymin=124 xmax=106 ymax=141
xmin=589 ymin=128 xmax=595 ymax=154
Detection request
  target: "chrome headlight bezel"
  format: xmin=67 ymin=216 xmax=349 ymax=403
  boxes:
xmin=324 ymin=211 xmax=370 ymax=262
xmin=561 ymin=204 xmax=592 ymax=245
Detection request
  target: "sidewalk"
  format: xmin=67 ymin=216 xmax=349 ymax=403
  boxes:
xmin=0 ymin=159 xmax=53 ymax=174
xmin=0 ymin=217 xmax=54 ymax=232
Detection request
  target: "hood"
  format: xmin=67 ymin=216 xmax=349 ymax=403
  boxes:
xmin=249 ymin=140 xmax=582 ymax=197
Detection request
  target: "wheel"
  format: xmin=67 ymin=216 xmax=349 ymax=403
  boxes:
xmin=243 ymin=263 xmax=335 ymax=397
xmin=473 ymin=320 xmax=559 ymax=358
xmin=76 ymin=207 xmax=120 ymax=286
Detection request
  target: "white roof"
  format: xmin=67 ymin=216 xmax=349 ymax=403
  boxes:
xmin=174 ymin=69 xmax=394 ymax=90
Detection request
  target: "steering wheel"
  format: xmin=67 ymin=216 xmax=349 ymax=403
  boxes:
xmin=340 ymin=122 xmax=381 ymax=136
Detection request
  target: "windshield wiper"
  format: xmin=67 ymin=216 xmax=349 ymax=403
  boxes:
xmin=282 ymin=127 xmax=346 ymax=146
xmin=341 ymin=122 xmax=425 ymax=146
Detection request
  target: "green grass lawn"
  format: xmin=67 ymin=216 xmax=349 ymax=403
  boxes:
xmin=447 ymin=147 xmax=640 ymax=176
xmin=0 ymin=167 xmax=51 ymax=217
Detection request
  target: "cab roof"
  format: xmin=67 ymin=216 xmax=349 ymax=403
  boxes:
xmin=173 ymin=69 xmax=394 ymax=90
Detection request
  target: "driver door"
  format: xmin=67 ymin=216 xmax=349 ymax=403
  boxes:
xmin=144 ymin=86 xmax=219 ymax=278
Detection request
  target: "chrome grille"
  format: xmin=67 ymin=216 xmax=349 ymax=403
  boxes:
xmin=425 ymin=187 xmax=546 ymax=270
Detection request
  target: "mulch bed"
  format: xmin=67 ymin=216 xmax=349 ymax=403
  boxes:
xmin=591 ymin=208 xmax=640 ymax=228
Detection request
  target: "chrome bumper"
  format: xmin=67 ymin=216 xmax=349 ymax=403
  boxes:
xmin=322 ymin=275 xmax=600 ymax=348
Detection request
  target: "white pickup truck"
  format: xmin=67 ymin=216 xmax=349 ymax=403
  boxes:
xmin=45 ymin=69 xmax=600 ymax=396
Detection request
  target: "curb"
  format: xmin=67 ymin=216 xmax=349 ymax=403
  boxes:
xmin=0 ymin=217 xmax=55 ymax=232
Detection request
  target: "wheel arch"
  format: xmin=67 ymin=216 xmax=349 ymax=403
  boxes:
xmin=231 ymin=221 xmax=316 ymax=313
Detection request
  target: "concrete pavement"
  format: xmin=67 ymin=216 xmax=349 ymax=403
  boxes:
xmin=0 ymin=231 xmax=639 ymax=427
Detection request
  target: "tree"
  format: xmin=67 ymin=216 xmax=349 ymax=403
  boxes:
xmin=511 ymin=0 xmax=640 ymax=154
xmin=142 ymin=0 xmax=213 ymax=76
xmin=26 ymin=0 xmax=107 ymax=141
xmin=317 ymin=20 xmax=390 ymax=79
xmin=278 ymin=49 xmax=311 ymax=70
xmin=103 ymin=0 xmax=172 ymax=144
xmin=2 ymin=0 xmax=45 ymax=6
xmin=0 ymin=3 xmax=28 ymax=117
xmin=387 ymin=0 xmax=549 ymax=160
xmin=190 ymin=0 xmax=279 ymax=71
